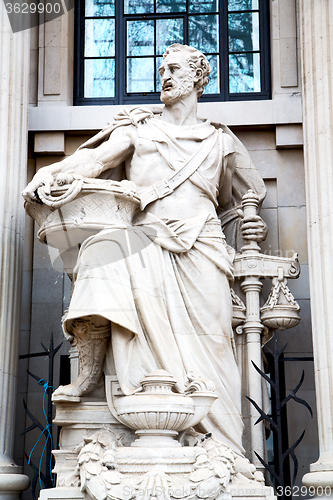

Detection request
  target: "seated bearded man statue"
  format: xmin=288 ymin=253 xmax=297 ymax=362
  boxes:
xmin=22 ymin=44 xmax=267 ymax=458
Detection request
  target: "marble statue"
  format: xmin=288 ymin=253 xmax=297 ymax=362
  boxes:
xmin=22 ymin=44 xmax=268 ymax=461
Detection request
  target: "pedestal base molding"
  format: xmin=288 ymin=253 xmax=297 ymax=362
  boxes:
xmin=39 ymin=488 xmax=84 ymax=500
xmin=303 ymin=471 xmax=333 ymax=490
xmin=0 ymin=472 xmax=30 ymax=500
xmin=39 ymin=486 xmax=275 ymax=500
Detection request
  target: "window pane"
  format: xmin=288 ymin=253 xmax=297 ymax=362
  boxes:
xmin=85 ymin=19 xmax=115 ymax=57
xmin=189 ymin=15 xmax=219 ymax=53
xmin=127 ymin=20 xmax=154 ymax=56
xmin=127 ymin=58 xmax=155 ymax=92
xmin=229 ymin=12 xmax=259 ymax=52
xmin=124 ymin=0 xmax=154 ymax=13
xmin=228 ymin=0 xmax=259 ymax=10
xmin=156 ymin=0 xmax=186 ymax=13
xmin=85 ymin=0 xmax=115 ymax=17
xmin=84 ymin=58 xmax=115 ymax=97
xmin=156 ymin=18 xmax=184 ymax=55
xmin=156 ymin=56 xmax=163 ymax=92
xmin=205 ymin=54 xmax=219 ymax=94
xmin=189 ymin=0 xmax=218 ymax=13
xmin=229 ymin=52 xmax=261 ymax=92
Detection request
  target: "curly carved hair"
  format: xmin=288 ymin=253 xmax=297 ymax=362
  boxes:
xmin=163 ymin=44 xmax=211 ymax=100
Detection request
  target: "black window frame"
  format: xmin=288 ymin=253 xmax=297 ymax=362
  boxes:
xmin=74 ymin=0 xmax=271 ymax=106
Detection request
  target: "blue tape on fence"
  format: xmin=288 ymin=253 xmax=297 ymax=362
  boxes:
xmin=27 ymin=379 xmax=56 ymax=489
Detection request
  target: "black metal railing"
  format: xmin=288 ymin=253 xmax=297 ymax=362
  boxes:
xmin=247 ymin=334 xmax=313 ymax=500
xmin=19 ymin=335 xmax=63 ymax=500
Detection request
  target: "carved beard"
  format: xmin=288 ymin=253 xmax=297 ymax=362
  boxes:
xmin=161 ymin=73 xmax=195 ymax=103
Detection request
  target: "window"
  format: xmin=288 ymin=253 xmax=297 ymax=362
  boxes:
xmin=74 ymin=0 xmax=270 ymax=105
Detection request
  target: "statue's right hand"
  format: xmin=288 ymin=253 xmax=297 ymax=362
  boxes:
xmin=22 ymin=169 xmax=55 ymax=203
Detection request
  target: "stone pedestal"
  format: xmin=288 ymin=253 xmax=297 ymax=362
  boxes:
xmin=299 ymin=0 xmax=333 ymax=493
xmin=0 ymin=3 xmax=30 ymax=499
xmin=52 ymin=400 xmax=131 ymax=488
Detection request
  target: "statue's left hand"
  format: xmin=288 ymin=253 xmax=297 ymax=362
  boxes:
xmin=241 ymin=215 xmax=268 ymax=243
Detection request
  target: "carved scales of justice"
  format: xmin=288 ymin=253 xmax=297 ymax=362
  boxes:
xmin=25 ymin=178 xmax=300 ymax=500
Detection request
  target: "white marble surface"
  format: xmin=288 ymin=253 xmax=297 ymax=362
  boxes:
xmin=22 ymin=43 xmax=305 ymax=500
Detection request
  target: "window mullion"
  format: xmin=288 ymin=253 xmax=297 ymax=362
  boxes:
xmin=222 ymin=0 xmax=229 ymax=100
xmin=184 ymin=0 xmax=188 ymax=46
xmin=116 ymin=0 xmax=124 ymax=104
xmin=154 ymin=18 xmax=157 ymax=92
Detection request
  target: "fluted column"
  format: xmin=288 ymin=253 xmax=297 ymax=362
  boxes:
xmin=0 ymin=4 xmax=30 ymax=499
xmin=299 ymin=0 xmax=333 ymax=492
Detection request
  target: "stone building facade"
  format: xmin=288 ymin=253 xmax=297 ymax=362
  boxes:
xmin=0 ymin=1 xmax=332 ymax=499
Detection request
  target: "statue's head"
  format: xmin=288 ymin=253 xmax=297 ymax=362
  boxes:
xmin=159 ymin=44 xmax=211 ymax=103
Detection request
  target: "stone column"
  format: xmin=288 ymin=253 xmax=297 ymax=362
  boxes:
xmin=299 ymin=0 xmax=333 ymax=492
xmin=0 ymin=4 xmax=30 ymax=499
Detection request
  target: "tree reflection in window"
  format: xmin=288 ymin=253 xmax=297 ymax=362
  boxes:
xmin=124 ymin=3 xmax=220 ymax=94
xmin=84 ymin=0 xmax=115 ymax=97
xmin=228 ymin=0 xmax=261 ymax=93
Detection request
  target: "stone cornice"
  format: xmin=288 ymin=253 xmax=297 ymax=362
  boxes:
xmin=28 ymin=95 xmax=303 ymax=132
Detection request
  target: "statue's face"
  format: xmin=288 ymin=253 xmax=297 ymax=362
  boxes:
xmin=159 ymin=52 xmax=197 ymax=104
